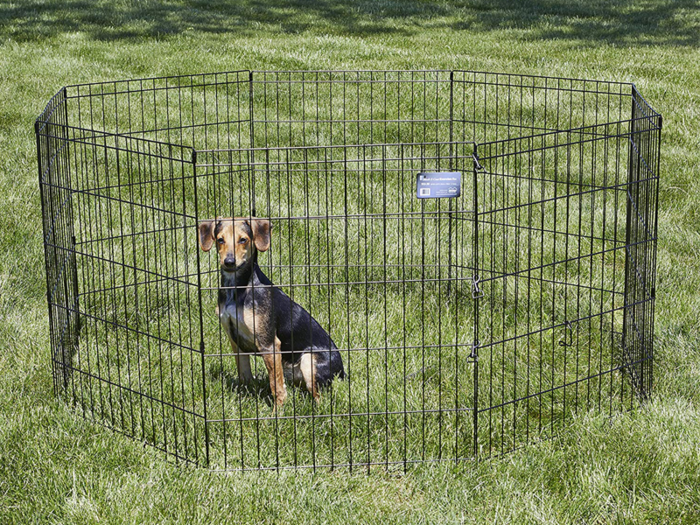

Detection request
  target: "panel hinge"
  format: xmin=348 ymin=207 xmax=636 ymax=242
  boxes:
xmin=559 ymin=320 xmax=573 ymax=347
xmin=472 ymin=153 xmax=485 ymax=172
xmin=471 ymin=275 xmax=483 ymax=299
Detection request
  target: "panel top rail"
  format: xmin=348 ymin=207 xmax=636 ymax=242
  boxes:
xmin=56 ymin=69 xmax=636 ymax=93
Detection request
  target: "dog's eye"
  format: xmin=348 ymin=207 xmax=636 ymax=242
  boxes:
xmin=216 ymin=238 xmax=225 ymax=245
xmin=238 ymin=238 xmax=248 ymax=245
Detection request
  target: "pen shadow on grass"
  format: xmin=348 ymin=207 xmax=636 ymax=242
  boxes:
xmin=1 ymin=0 xmax=697 ymax=47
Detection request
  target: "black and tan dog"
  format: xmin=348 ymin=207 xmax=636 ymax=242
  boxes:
xmin=198 ymin=217 xmax=345 ymax=407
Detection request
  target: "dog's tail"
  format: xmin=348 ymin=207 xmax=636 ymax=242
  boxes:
xmin=328 ymin=349 xmax=346 ymax=381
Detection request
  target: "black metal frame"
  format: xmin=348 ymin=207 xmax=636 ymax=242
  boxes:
xmin=36 ymin=70 xmax=661 ymax=471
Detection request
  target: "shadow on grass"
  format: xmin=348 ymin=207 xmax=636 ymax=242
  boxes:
xmin=209 ymin=364 xmax=274 ymax=407
xmin=1 ymin=0 xmax=697 ymax=46
xmin=208 ymin=360 xmax=325 ymax=410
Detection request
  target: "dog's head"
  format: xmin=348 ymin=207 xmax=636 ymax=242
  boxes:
xmin=198 ymin=217 xmax=271 ymax=274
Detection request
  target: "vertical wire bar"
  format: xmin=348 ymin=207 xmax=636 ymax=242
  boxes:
xmin=382 ymin=142 xmax=389 ymax=470
xmin=420 ymin=148 xmax=427 ymax=462
xmin=588 ymin=81 xmax=598 ymax=411
xmin=145 ymin=87 xmax=165 ymax=457
xmin=649 ymin=114 xmax=662 ymax=398
xmin=622 ymin=90 xmax=635 ymax=408
xmin=549 ymin=105 xmax=558 ymax=439
xmin=283 ymin=148 xmax=298 ymax=470
xmin=103 ymin=86 xmax=121 ymax=433
xmin=301 ymin=147 xmax=315 ymax=472
xmin=326 ymin=145 xmax=335 ymax=470
xmin=646 ymin=114 xmax=656 ymax=399
xmin=437 ymin=144 xmax=444 ymax=460
xmin=114 ymin=132 xmax=137 ymax=439
xmin=118 ymin=112 xmax=135 ymax=444
xmin=400 ymin=143 xmax=407 ymax=471
xmin=124 ymin=91 xmax=146 ymax=445
xmin=472 ymin=143 xmax=480 ymax=459
xmin=37 ymin=117 xmax=57 ymax=394
xmin=453 ymin=142 xmax=461 ymax=462
xmin=137 ymin=111 xmax=157 ymax=449
xmin=72 ymin=92 xmax=93 ymax=419
xmin=63 ymin=92 xmax=80 ymax=403
xmin=192 ymin=150 xmax=209 ymax=467
xmin=90 ymin=86 xmax=106 ymax=428
xmin=642 ymin=111 xmax=654 ymax=400
xmin=363 ymin=144 xmax=370 ymax=473
xmin=598 ymin=98 xmax=612 ymax=413
xmin=156 ymin=141 xmax=180 ymax=461
xmin=525 ymin=129 xmax=533 ymax=444
xmin=536 ymin=136 xmax=544 ymax=439
xmin=610 ymin=118 xmax=622 ymax=417
xmin=343 ymin=145 xmax=353 ymax=473
xmin=489 ymin=140 xmax=496 ymax=455
xmin=512 ymin=102 xmax=521 ymax=451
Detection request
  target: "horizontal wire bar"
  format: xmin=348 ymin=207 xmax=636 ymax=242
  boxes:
xmin=207 ymin=406 xmax=474 ymax=424
xmin=115 ymin=117 xmax=251 ymax=139
xmin=205 ymin=341 xmax=478 ymax=358
xmin=192 ymin=210 xmax=474 ymax=221
xmin=477 ymin=296 xmax=654 ymax=351
xmin=71 ymin=172 xmax=197 ymax=197
xmin=50 ymin=304 xmax=202 ymax=354
xmin=59 ymin=365 xmax=206 ymax=418
xmin=43 ymin=184 xmax=196 ymax=220
xmin=473 ymin=216 xmax=626 ymax=245
xmin=197 ymin=139 xmax=475 ymax=156
xmin=36 ymin=127 xmax=195 ymax=161
xmin=477 ymin=354 xmax=652 ymax=414
xmin=75 ymin=224 xmax=192 ymax=247
xmin=48 ymin=243 xmax=198 ymax=288
xmin=71 ymin=411 xmax=204 ymax=466
xmin=477 ymin=116 xmax=658 ymax=154
xmin=455 ymin=266 xmax=623 ymax=296
xmin=209 ymin=455 xmax=477 ymax=473
xmin=205 ymin=274 xmax=475 ymax=291
xmin=478 ymin=235 xmax=656 ymax=287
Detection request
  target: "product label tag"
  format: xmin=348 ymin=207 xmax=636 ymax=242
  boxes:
xmin=416 ymin=172 xmax=461 ymax=199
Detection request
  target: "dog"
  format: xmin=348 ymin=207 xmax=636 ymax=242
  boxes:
xmin=198 ymin=217 xmax=345 ymax=408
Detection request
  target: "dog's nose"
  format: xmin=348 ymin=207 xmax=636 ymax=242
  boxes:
xmin=223 ymin=256 xmax=236 ymax=269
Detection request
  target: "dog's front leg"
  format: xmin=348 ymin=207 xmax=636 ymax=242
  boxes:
xmin=222 ymin=328 xmax=254 ymax=385
xmin=235 ymin=352 xmax=254 ymax=385
xmin=261 ymin=337 xmax=287 ymax=408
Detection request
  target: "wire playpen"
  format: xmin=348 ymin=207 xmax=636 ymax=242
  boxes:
xmin=36 ymin=70 xmax=660 ymax=471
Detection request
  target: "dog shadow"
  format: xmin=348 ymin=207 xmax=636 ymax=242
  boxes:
xmin=208 ymin=364 xmax=317 ymax=409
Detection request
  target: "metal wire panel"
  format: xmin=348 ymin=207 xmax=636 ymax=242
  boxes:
xmin=36 ymin=70 xmax=661 ymax=470
xmin=196 ymin=141 xmax=475 ymax=470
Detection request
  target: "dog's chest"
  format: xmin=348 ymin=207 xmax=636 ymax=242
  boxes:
xmin=218 ymin=296 xmax=257 ymax=353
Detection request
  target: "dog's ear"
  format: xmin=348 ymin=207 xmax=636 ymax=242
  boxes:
xmin=198 ymin=220 xmax=215 ymax=252
xmin=251 ymin=218 xmax=271 ymax=252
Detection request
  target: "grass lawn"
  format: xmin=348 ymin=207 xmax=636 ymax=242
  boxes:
xmin=2 ymin=1 xmax=700 ymax=522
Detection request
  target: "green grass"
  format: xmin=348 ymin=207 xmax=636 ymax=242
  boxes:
xmin=2 ymin=0 xmax=700 ymax=522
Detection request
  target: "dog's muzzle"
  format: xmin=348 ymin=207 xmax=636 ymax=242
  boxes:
xmin=222 ymin=256 xmax=236 ymax=272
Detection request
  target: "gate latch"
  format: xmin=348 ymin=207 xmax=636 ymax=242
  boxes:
xmin=469 ymin=339 xmax=481 ymax=360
